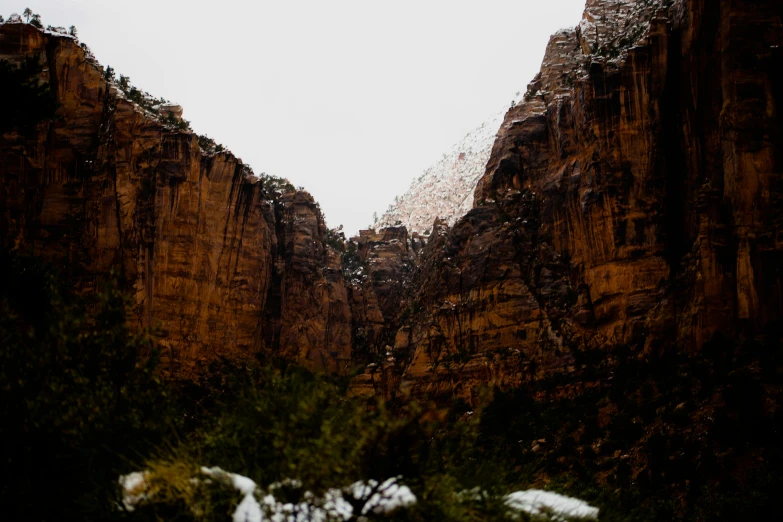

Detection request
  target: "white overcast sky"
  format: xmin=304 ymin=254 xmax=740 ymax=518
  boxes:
xmin=13 ymin=0 xmax=587 ymax=234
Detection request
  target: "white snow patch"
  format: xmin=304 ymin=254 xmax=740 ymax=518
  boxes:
xmin=374 ymin=99 xmax=511 ymax=234
xmin=201 ymin=466 xmax=262 ymax=522
xmin=121 ymin=468 xmax=416 ymax=521
xmin=505 ymin=489 xmax=599 ymax=521
xmin=119 ymin=471 xmax=149 ymax=512
xmin=349 ymin=477 xmax=417 ymax=515
xmin=43 ymin=28 xmax=76 ymax=39
xmin=121 ymin=468 xmax=597 ymax=521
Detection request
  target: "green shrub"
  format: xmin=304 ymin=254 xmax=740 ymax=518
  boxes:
xmin=0 ymin=249 xmax=175 ymax=521
xmin=132 ymin=363 xmax=522 ymax=521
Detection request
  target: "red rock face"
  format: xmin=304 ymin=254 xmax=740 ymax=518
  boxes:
xmin=0 ymin=23 xmax=352 ymax=379
xmin=2 ymin=0 xmax=782 ymax=398
xmin=272 ymin=191 xmax=353 ymax=374
xmin=352 ymin=226 xmax=419 ymax=322
xmin=386 ymin=0 xmax=783 ymax=399
xmin=343 ymin=226 xmax=425 ymax=397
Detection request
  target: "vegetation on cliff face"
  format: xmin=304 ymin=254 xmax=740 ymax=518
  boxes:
xmin=2 ymin=9 xmax=194 ymax=133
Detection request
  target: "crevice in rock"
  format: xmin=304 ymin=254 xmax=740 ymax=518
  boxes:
xmin=658 ymin=20 xmax=688 ymax=274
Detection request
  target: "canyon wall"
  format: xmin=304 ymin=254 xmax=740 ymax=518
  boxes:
xmin=2 ymin=0 xmax=782 ymax=398
xmin=2 ymin=3 xmax=781 ymax=514
xmin=0 ymin=22 xmax=357 ymax=379
xmin=384 ymin=0 xmax=783 ymax=399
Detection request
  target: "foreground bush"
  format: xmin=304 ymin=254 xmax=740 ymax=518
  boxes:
xmin=0 ymin=251 xmax=527 ymax=521
xmin=129 ymin=365 xmax=521 ymax=521
xmin=0 ymin=250 xmax=174 ymax=521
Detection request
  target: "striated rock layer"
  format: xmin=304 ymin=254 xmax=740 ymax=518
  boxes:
xmin=381 ymin=0 xmax=783 ymax=399
xmin=0 ymin=22 xmax=356 ymax=379
xmin=2 ymin=0 xmax=782 ymax=400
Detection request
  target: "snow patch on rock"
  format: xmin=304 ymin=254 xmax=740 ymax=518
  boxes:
xmin=375 ymin=99 xmax=516 ymax=234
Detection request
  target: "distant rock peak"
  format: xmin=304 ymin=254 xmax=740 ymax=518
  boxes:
xmin=374 ymin=102 xmax=516 ymax=235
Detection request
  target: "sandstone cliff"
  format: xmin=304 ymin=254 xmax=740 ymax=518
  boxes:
xmin=2 ymin=3 xmax=781 ymax=517
xmin=2 ymin=0 xmax=782 ymax=399
xmin=370 ymin=0 xmax=783 ymax=399
xmin=0 ymin=21 xmax=356 ymax=379
xmin=354 ymin=4 xmax=783 ymax=509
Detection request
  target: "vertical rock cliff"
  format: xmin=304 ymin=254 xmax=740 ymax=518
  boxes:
xmin=0 ymin=22 xmax=353 ymax=379
xmin=376 ymin=0 xmax=783 ymax=399
xmin=2 ymin=0 xmax=782 ymax=398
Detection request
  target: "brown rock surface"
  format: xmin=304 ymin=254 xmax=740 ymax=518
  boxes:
xmin=3 ymin=0 xmax=783 ymax=398
xmin=271 ymin=191 xmax=353 ymax=374
xmin=393 ymin=0 xmax=783 ymax=399
xmin=342 ymin=226 xmax=424 ymax=395
xmin=0 ymin=22 xmax=352 ymax=378
xmin=3 ymin=6 xmax=781 ymax=517
xmin=352 ymin=226 xmax=420 ymax=321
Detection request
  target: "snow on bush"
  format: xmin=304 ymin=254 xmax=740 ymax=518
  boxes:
xmin=120 ymin=467 xmax=417 ymax=522
xmin=118 ymin=471 xmax=150 ymax=511
xmin=121 ymin=467 xmax=600 ymax=521
xmin=346 ymin=477 xmax=417 ymax=516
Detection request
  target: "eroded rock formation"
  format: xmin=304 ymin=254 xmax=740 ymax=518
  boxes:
xmin=0 ymin=22 xmax=353 ymax=379
xmin=383 ymin=0 xmax=783 ymax=399
xmin=2 ymin=0 xmax=782 ymax=401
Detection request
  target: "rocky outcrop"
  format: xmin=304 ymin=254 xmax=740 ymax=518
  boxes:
xmin=343 ymin=226 xmax=425 ymax=396
xmin=271 ymin=191 xmax=353 ymax=374
xmin=0 ymin=22 xmax=352 ymax=379
xmin=388 ymin=0 xmax=783 ymax=399
xmin=352 ymin=226 xmax=422 ymax=321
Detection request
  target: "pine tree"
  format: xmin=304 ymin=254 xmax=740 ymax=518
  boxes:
xmin=118 ymin=74 xmax=130 ymax=92
xmin=104 ymin=65 xmax=115 ymax=82
xmin=0 ymin=15 xmax=5 ymax=24
xmin=68 ymin=25 xmax=77 ymax=37
xmin=30 ymin=13 xmax=42 ymax=29
xmin=23 ymin=8 xmax=32 ymax=22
